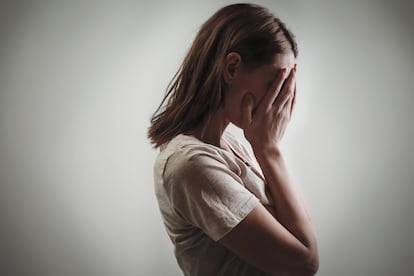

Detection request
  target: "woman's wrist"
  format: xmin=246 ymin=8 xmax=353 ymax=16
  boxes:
xmin=253 ymin=144 xmax=283 ymax=162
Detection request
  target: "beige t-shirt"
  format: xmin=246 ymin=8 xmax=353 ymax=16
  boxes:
xmin=153 ymin=131 xmax=275 ymax=276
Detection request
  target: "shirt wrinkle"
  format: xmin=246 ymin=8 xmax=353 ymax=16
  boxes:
xmin=153 ymin=131 xmax=273 ymax=276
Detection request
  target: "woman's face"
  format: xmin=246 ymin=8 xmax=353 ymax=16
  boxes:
xmin=223 ymin=53 xmax=296 ymax=128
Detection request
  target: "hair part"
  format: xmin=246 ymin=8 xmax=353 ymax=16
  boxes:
xmin=148 ymin=3 xmax=298 ymax=148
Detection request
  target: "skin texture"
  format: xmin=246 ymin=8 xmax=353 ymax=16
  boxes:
xmin=192 ymin=52 xmax=319 ymax=275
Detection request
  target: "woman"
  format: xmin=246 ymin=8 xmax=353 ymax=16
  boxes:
xmin=148 ymin=3 xmax=319 ymax=276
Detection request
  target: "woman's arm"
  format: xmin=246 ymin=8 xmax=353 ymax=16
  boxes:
xmin=219 ymin=67 xmax=319 ymax=275
xmin=219 ymin=149 xmax=318 ymax=275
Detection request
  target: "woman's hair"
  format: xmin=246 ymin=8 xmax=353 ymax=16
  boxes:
xmin=148 ymin=3 xmax=298 ymax=148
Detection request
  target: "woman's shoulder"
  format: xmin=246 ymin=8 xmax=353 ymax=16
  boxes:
xmin=164 ymin=134 xmax=221 ymax=158
xmin=156 ymin=134 xmax=224 ymax=173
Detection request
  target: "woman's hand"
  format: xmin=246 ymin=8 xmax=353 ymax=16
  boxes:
xmin=222 ymin=66 xmax=319 ymax=275
xmin=240 ymin=66 xmax=297 ymax=155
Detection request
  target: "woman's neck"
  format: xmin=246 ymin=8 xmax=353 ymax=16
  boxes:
xmin=191 ymin=108 xmax=230 ymax=150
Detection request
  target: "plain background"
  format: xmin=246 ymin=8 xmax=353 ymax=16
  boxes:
xmin=1 ymin=0 xmax=413 ymax=275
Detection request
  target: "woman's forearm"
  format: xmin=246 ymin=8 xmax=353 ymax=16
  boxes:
xmin=255 ymin=146 xmax=318 ymax=253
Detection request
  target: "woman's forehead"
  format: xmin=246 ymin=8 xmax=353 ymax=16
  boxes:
xmin=272 ymin=53 xmax=295 ymax=69
xmin=263 ymin=53 xmax=295 ymax=79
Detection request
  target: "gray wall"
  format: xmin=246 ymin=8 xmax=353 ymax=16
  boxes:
xmin=1 ymin=1 xmax=413 ymax=275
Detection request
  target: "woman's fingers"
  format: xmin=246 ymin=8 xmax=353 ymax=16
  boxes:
xmin=279 ymin=92 xmax=294 ymax=119
xmin=290 ymin=82 xmax=297 ymax=116
xmin=243 ymin=65 xmax=297 ymax=147
xmin=262 ymin=69 xmax=286 ymax=112
xmin=274 ymin=68 xmax=296 ymax=112
xmin=247 ymin=66 xmax=296 ymax=126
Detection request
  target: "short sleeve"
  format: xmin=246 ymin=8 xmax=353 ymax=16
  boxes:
xmin=163 ymin=148 xmax=259 ymax=241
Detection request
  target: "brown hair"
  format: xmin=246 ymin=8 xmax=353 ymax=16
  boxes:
xmin=148 ymin=3 xmax=298 ymax=148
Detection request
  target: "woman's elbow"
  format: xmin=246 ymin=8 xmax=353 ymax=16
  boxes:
xmin=303 ymin=247 xmax=319 ymax=275
xmin=287 ymin=245 xmax=319 ymax=275
xmin=306 ymin=257 xmax=319 ymax=275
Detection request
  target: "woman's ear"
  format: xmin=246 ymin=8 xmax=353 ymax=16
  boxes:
xmin=223 ymin=52 xmax=242 ymax=85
